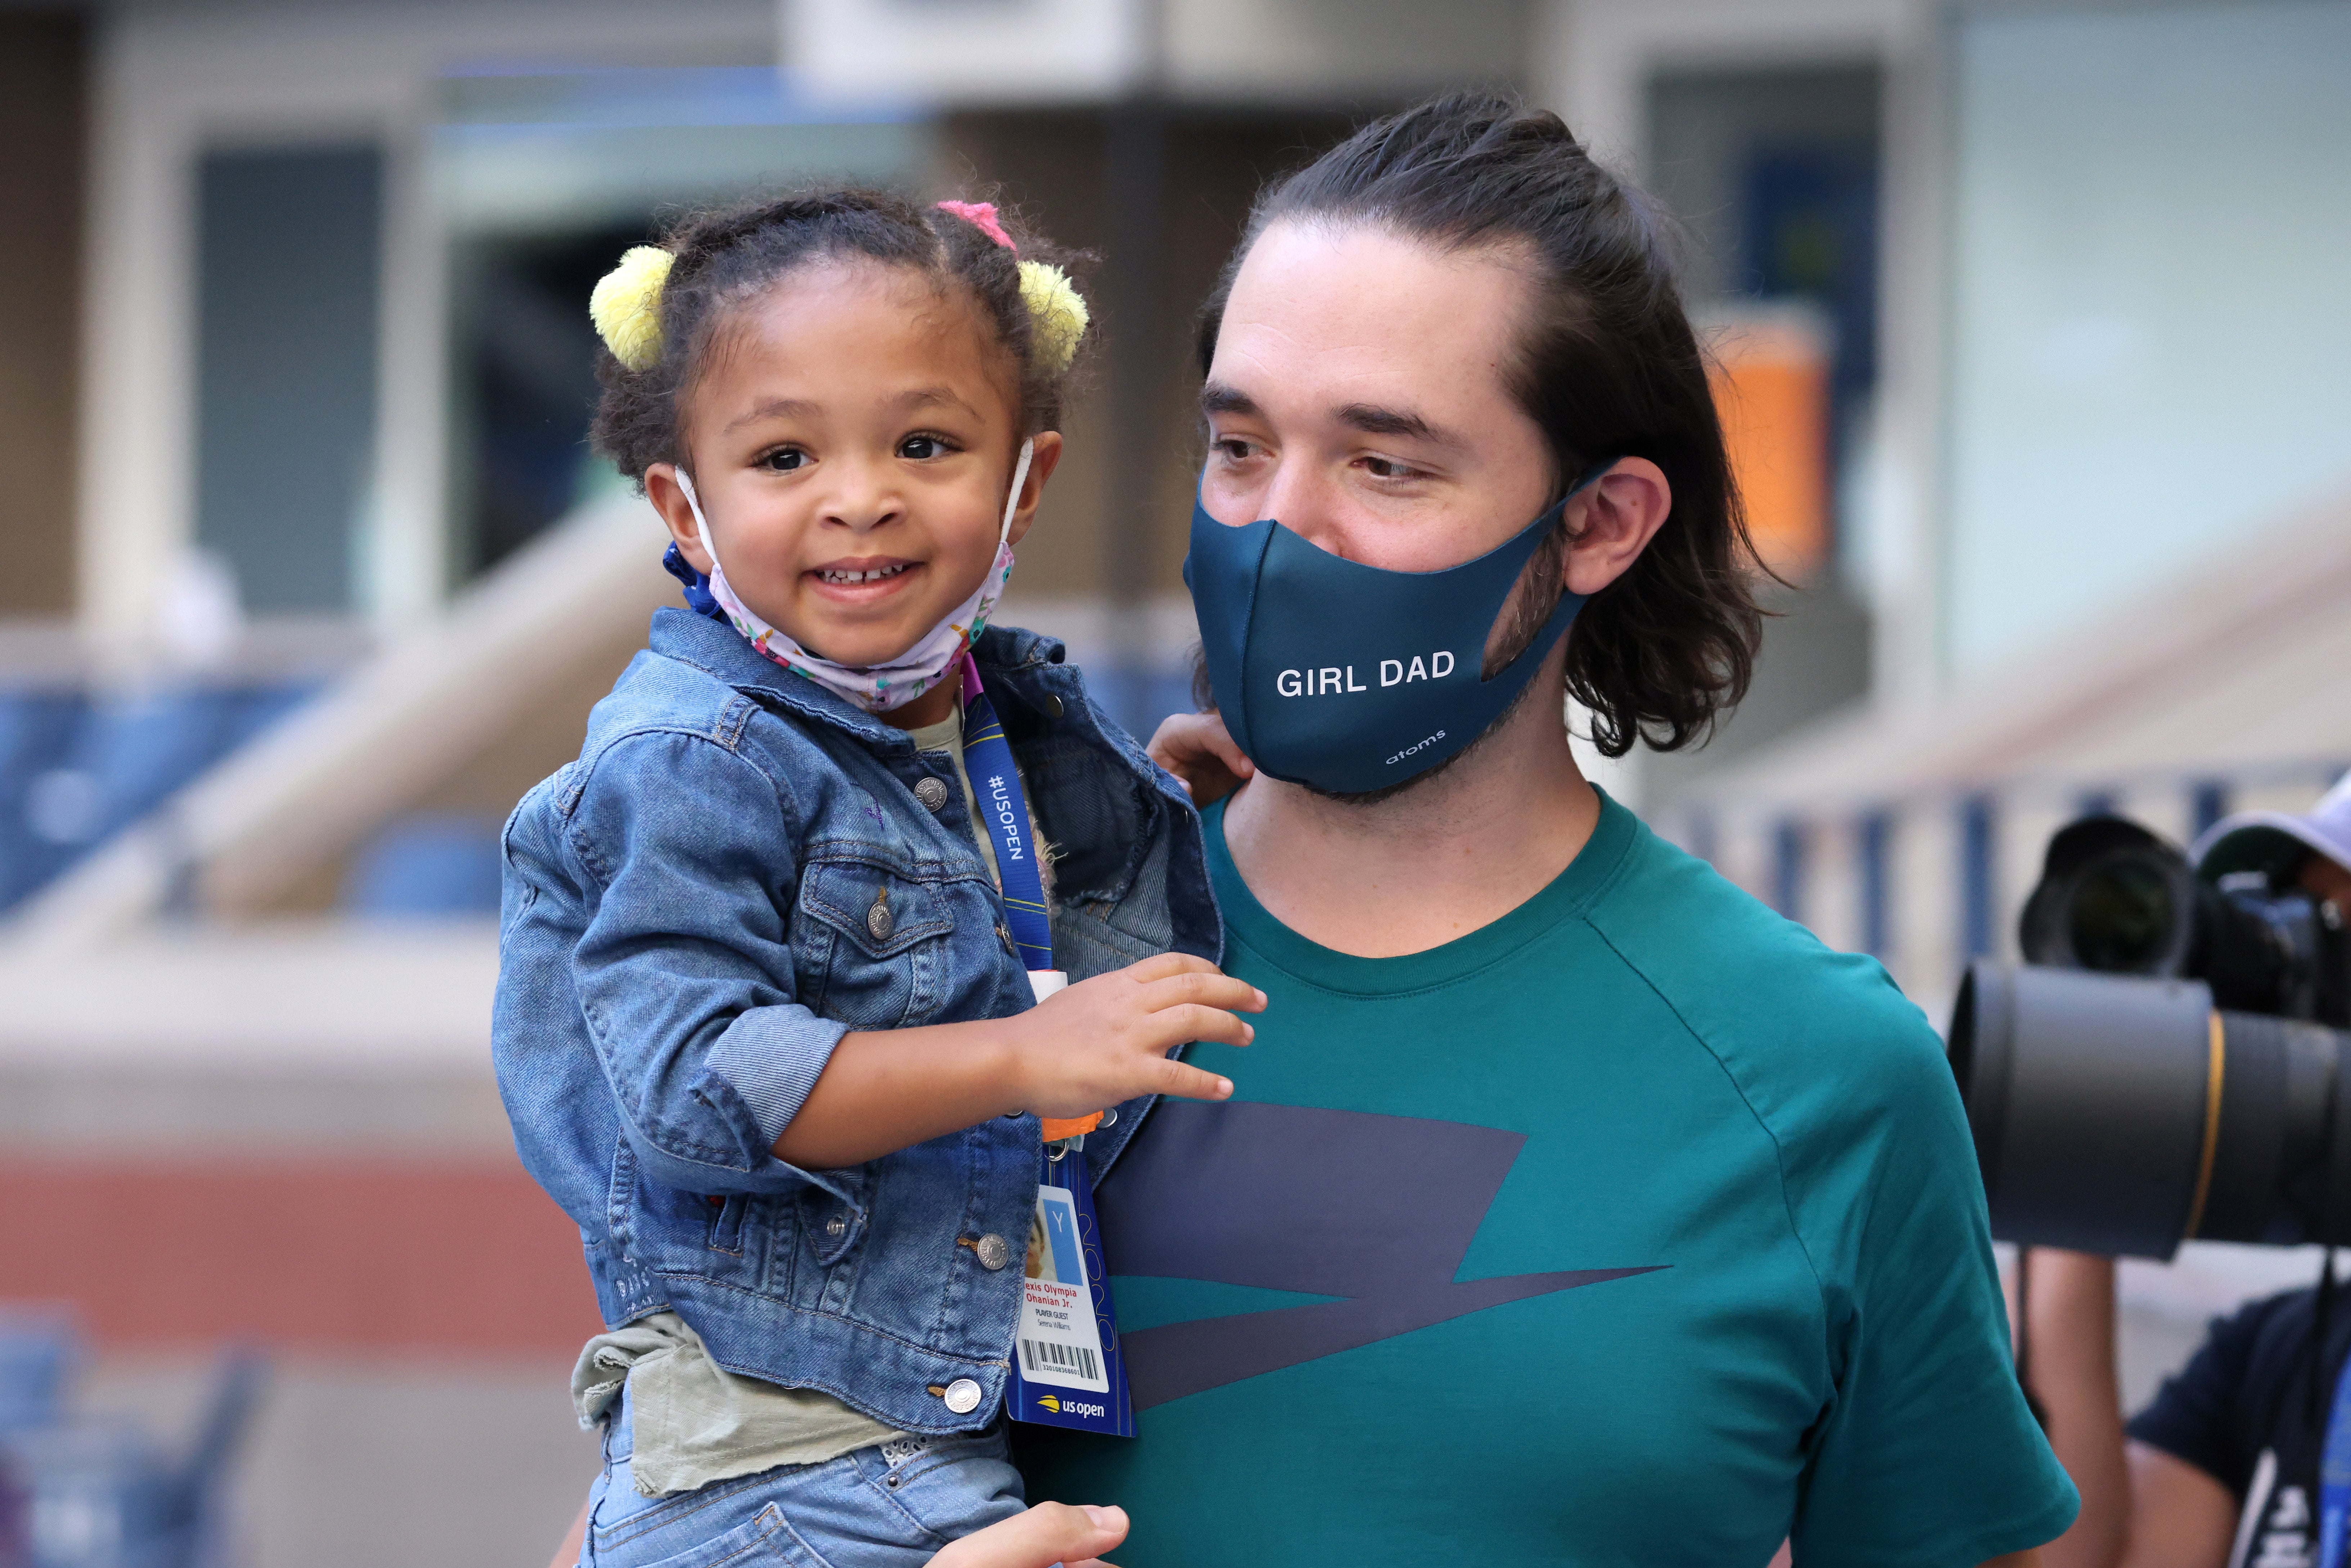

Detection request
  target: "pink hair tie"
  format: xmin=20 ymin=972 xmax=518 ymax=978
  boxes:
xmin=937 ymin=200 xmax=1017 ymax=254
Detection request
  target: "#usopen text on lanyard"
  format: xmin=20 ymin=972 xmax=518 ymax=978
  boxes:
xmin=957 ymin=655 xmax=1136 ymax=1439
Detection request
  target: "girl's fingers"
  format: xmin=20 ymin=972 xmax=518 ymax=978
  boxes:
xmin=1153 ymin=1058 xmax=1237 ymax=1102
xmin=1120 ymin=952 xmax=1220 ymax=985
xmin=1155 ymin=1003 xmax=1254 ymax=1050
xmin=1141 ymin=970 xmax=1266 ymax=1012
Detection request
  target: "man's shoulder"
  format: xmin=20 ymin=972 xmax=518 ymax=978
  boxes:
xmin=1586 ymin=818 xmax=1939 ymax=1067
xmin=1577 ymin=813 xmax=1957 ymax=1168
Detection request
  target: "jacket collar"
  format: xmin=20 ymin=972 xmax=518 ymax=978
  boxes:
xmin=647 ymin=607 xmax=1072 ymax=750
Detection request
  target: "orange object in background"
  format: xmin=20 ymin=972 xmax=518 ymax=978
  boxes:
xmin=1705 ymin=307 xmax=1832 ymax=583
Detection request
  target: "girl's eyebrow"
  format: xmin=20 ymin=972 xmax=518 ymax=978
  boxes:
xmin=888 ymin=386 xmax=983 ymax=418
xmin=724 ymin=396 xmax=820 ymax=433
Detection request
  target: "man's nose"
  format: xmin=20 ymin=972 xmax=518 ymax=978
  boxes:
xmin=1258 ymin=463 xmax=1356 ymax=561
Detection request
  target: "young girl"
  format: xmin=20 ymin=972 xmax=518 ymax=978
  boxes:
xmin=493 ymin=189 xmax=1261 ymax=1568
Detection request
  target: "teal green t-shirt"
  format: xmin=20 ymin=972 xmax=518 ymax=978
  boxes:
xmin=1019 ymin=792 xmax=2075 ymax=1566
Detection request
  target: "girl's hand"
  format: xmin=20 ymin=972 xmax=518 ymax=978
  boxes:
xmin=1147 ymin=711 xmax=1253 ymax=807
xmin=927 ymin=1503 xmax=1129 ymax=1568
xmin=1012 ymin=953 xmax=1262 ymax=1119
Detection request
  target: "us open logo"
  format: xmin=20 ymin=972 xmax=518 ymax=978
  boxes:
xmin=1035 ymin=1395 xmax=1108 ymax=1419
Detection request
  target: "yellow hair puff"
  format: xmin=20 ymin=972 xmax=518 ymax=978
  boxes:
xmin=1018 ymin=261 xmax=1089 ymax=375
xmin=590 ymin=246 xmax=674 ymax=372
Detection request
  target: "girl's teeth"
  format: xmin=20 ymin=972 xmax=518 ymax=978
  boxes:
xmin=821 ymin=565 xmax=908 ymax=584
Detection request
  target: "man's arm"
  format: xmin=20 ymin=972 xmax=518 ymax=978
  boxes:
xmin=2120 ymin=1443 xmax=2240 ymax=1568
xmin=2018 ymin=1250 xmax=2241 ymax=1568
xmin=2014 ymin=1251 xmax=2130 ymax=1568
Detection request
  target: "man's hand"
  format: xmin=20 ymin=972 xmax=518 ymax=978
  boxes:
xmin=927 ymin=1503 xmax=1129 ymax=1568
xmin=1011 ymin=954 xmax=1262 ymax=1119
xmin=547 ymin=1498 xmax=1130 ymax=1568
xmin=1148 ymin=711 xmax=1253 ymax=808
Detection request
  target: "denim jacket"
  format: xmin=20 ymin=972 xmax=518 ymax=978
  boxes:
xmin=494 ymin=607 xmax=1217 ymax=1434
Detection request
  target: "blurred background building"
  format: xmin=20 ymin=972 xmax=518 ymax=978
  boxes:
xmin=0 ymin=0 xmax=2345 ymax=1560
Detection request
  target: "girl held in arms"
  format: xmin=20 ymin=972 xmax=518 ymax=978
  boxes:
xmin=494 ymin=189 xmax=1259 ymax=1568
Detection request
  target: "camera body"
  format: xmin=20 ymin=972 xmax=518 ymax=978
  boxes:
xmin=2016 ymin=815 xmax=2349 ymax=1025
xmin=1949 ymin=813 xmax=2351 ymax=1259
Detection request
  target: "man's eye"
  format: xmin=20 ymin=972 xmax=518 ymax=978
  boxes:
xmin=758 ymin=448 xmax=809 ymax=473
xmin=898 ymin=434 xmax=954 ymax=460
xmin=1212 ymin=438 xmax=1257 ymax=462
xmin=1362 ymin=456 xmax=1417 ymax=480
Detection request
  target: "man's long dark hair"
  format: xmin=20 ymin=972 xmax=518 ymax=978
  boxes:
xmin=1197 ymin=93 xmax=1766 ymax=759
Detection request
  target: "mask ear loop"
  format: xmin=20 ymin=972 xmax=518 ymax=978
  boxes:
xmin=671 ymin=441 xmax=1033 ymax=577
xmin=670 ymin=468 xmax=721 ymax=574
xmin=1000 ymin=438 xmax=1035 ymax=548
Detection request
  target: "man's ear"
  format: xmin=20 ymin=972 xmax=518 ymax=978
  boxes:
xmin=1561 ymin=458 xmax=1671 ymax=597
xmin=1004 ymin=432 xmax=1065 ymax=549
xmin=646 ymin=462 xmax=712 ymax=574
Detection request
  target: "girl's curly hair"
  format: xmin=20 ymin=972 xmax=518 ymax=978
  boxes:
xmin=592 ymin=187 xmax=1089 ymax=483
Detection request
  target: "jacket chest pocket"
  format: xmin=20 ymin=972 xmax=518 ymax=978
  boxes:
xmin=793 ymin=857 xmax=957 ymax=1027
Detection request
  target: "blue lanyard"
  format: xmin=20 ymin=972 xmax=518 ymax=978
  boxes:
xmin=2321 ymin=1345 xmax=2351 ymax=1568
xmin=958 ymin=655 xmax=1053 ymax=972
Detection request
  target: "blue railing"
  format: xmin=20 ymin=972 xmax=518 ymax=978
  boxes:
xmin=1664 ymin=759 xmax=2350 ymax=984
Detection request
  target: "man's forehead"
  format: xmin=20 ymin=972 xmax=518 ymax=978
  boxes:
xmin=1214 ymin=221 xmax=1525 ymax=406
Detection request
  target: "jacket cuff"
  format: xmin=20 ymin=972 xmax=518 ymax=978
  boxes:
xmin=702 ymin=1004 xmax=852 ymax=1154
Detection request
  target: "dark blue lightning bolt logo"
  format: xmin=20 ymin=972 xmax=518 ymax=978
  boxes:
xmin=1096 ymin=1101 xmax=1665 ymax=1410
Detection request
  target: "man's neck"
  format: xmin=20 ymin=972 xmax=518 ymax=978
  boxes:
xmin=1219 ymin=657 xmax=1603 ymax=958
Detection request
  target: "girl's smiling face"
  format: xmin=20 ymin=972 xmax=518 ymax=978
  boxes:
xmin=646 ymin=259 xmax=1061 ymax=693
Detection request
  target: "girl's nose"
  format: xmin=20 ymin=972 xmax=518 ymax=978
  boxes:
xmin=819 ymin=455 xmax=904 ymax=533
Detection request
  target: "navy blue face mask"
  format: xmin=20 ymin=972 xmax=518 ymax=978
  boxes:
xmin=1183 ymin=466 xmax=1607 ymax=796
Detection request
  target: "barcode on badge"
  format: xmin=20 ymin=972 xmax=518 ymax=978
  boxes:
xmin=1020 ymin=1339 xmax=1100 ymax=1382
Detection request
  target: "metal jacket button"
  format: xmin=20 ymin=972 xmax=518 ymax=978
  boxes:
xmin=942 ymin=1379 xmax=982 ymax=1414
xmin=1044 ymin=693 xmax=1065 ymax=719
xmin=826 ymin=1214 xmax=846 ymax=1237
xmin=996 ymin=924 xmax=1015 ymax=955
xmin=913 ymin=775 xmax=950 ymax=812
xmin=867 ymin=890 xmax=893 ymax=942
xmin=974 ymin=1234 xmax=1010 ymax=1271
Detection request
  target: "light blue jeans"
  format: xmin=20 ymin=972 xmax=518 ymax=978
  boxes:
xmin=582 ymin=1392 xmax=1027 ymax=1568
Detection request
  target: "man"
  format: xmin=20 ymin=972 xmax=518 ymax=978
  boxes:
xmin=1017 ymin=93 xmax=2074 ymax=1567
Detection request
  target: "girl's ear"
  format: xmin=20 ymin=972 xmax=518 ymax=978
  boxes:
xmin=1004 ymin=432 xmax=1065 ymax=548
xmin=1561 ymin=458 xmax=1671 ymax=597
xmin=646 ymin=462 xmax=713 ymax=574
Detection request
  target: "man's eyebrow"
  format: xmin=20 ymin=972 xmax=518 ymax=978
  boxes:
xmin=1334 ymin=403 xmax=1462 ymax=448
xmin=1199 ymin=381 xmax=1262 ymax=419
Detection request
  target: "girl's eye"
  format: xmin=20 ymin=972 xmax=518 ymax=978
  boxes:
xmin=898 ymin=434 xmax=955 ymax=461
xmin=757 ymin=448 xmax=809 ymax=473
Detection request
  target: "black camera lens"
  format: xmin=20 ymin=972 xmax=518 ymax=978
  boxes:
xmin=2067 ymin=849 xmax=2184 ymax=972
xmin=1950 ymin=960 xmax=2351 ymax=1259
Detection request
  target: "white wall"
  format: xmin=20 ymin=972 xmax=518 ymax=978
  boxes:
xmin=1534 ymin=0 xmax=1946 ymax=804
xmin=1945 ymin=0 xmax=2351 ymax=677
xmin=80 ymin=0 xmax=775 ymax=662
